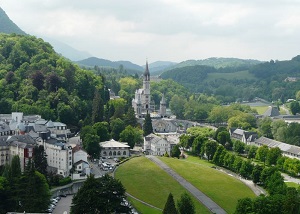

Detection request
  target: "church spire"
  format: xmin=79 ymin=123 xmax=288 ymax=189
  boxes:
xmin=144 ymin=60 xmax=150 ymax=81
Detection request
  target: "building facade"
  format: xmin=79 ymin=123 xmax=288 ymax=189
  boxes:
xmin=132 ymin=61 xmax=166 ymax=118
xmin=100 ymin=139 xmax=130 ymax=158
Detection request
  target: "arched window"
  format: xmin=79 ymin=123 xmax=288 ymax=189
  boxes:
xmin=103 ymin=151 xmax=107 ymax=156
xmin=123 ymin=151 xmax=127 ymax=156
xmin=117 ymin=151 xmax=121 ymax=155
xmin=113 ymin=151 xmax=116 ymax=156
xmin=109 ymin=151 xmax=112 ymax=156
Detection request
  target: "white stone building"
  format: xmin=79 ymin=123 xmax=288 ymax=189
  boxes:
xmin=39 ymin=139 xmax=73 ymax=177
xmin=100 ymin=139 xmax=130 ymax=158
xmin=144 ymin=133 xmax=178 ymax=156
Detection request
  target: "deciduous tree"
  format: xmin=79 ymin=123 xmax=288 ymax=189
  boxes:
xmin=71 ymin=174 xmax=130 ymax=214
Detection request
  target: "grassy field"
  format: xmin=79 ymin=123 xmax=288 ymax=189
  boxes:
xmin=250 ymin=106 xmax=269 ymax=114
xmin=206 ymin=70 xmax=257 ymax=81
xmin=115 ymin=156 xmax=210 ymax=214
xmin=127 ymin=197 xmax=162 ymax=214
xmin=159 ymin=156 xmax=256 ymax=214
xmin=285 ymin=182 xmax=300 ymax=188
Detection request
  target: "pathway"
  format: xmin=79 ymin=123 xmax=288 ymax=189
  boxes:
xmin=147 ymin=155 xmax=227 ymax=214
xmin=125 ymin=192 xmax=162 ymax=211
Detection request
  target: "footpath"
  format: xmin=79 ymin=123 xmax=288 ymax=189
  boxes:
xmin=147 ymin=155 xmax=227 ymax=214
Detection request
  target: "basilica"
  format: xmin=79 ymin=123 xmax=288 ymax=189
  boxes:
xmin=132 ymin=61 xmax=166 ymax=118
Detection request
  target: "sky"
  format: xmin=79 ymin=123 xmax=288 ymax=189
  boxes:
xmin=1 ymin=0 xmax=300 ymax=65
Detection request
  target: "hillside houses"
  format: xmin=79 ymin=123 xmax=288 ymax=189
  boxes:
xmin=229 ymin=128 xmax=258 ymax=144
xmin=253 ymin=136 xmax=300 ymax=160
xmin=229 ymin=127 xmax=300 ymax=160
xmin=0 ymin=112 xmax=84 ymax=178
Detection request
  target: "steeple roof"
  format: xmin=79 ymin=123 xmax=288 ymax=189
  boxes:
xmin=144 ymin=60 xmax=150 ymax=79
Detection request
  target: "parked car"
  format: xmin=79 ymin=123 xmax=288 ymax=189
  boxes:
xmin=60 ymin=193 xmax=67 ymax=197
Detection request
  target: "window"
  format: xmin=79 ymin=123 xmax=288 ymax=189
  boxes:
xmin=123 ymin=151 xmax=126 ymax=155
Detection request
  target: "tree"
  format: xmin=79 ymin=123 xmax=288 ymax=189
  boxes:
xmin=192 ymin=136 xmax=206 ymax=156
xmin=258 ymin=117 xmax=273 ymax=138
xmin=92 ymin=89 xmax=104 ymax=124
xmin=217 ymin=131 xmax=231 ymax=147
xmin=93 ymin=122 xmax=110 ymax=142
xmin=71 ymin=174 xmax=130 ymax=214
xmin=252 ymin=165 xmax=263 ymax=184
xmin=233 ymin=140 xmax=245 ymax=154
xmin=11 ymin=155 xmax=21 ymax=178
xmin=177 ymin=192 xmax=195 ymax=214
xmin=124 ymin=106 xmax=137 ymax=127
xmin=171 ymin=145 xmax=181 ymax=158
xmin=33 ymin=145 xmax=48 ymax=175
xmin=247 ymin=145 xmax=258 ymax=159
xmin=266 ymin=171 xmax=286 ymax=195
xmin=256 ymin=145 xmax=269 ymax=166
xmin=283 ymin=187 xmax=300 ymax=214
xmin=110 ymin=118 xmax=125 ymax=140
xmin=239 ymin=160 xmax=253 ymax=179
xmin=31 ymin=70 xmax=45 ymax=91
xmin=17 ymin=166 xmax=51 ymax=212
xmin=267 ymin=147 xmax=282 ymax=166
xmin=203 ymin=140 xmax=218 ymax=161
xmin=119 ymin=125 xmax=143 ymax=149
xmin=169 ymin=95 xmax=187 ymax=119
xmin=290 ymin=101 xmax=300 ymax=115
xmin=0 ymin=176 xmax=13 ymax=213
xmin=234 ymin=197 xmax=253 ymax=214
xmin=143 ymin=113 xmax=153 ymax=136
xmin=163 ymin=193 xmax=178 ymax=214
xmin=83 ymin=133 xmax=101 ymax=159
xmin=212 ymin=145 xmax=226 ymax=166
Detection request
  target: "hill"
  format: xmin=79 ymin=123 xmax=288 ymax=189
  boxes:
xmin=0 ymin=34 xmax=106 ymax=128
xmin=0 ymin=7 xmax=26 ymax=35
xmin=146 ymin=61 xmax=177 ymax=75
xmin=167 ymin=57 xmax=261 ymax=70
xmin=43 ymin=37 xmax=92 ymax=61
xmin=76 ymin=57 xmax=143 ymax=74
xmin=160 ymin=56 xmax=300 ymax=103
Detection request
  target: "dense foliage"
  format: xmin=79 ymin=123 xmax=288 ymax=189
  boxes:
xmin=160 ymin=56 xmax=300 ymax=103
xmin=0 ymin=156 xmax=50 ymax=213
xmin=0 ymin=34 xmax=108 ymax=129
xmin=71 ymin=174 xmax=130 ymax=214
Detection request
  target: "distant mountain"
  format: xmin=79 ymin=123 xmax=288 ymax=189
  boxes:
xmin=145 ymin=61 xmax=177 ymax=75
xmin=42 ymin=37 xmax=92 ymax=61
xmin=167 ymin=57 xmax=261 ymax=70
xmin=0 ymin=7 xmax=26 ymax=35
xmin=76 ymin=57 xmax=143 ymax=74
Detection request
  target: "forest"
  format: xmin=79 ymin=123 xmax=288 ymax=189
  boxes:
xmin=160 ymin=56 xmax=300 ymax=103
xmin=0 ymin=33 xmax=108 ymax=130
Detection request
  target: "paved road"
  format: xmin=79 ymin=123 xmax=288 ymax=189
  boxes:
xmin=147 ymin=155 xmax=227 ymax=214
xmin=52 ymin=195 xmax=73 ymax=214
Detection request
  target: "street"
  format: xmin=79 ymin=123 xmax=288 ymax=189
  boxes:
xmin=52 ymin=195 xmax=73 ymax=214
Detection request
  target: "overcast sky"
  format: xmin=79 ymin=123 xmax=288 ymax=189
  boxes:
xmin=2 ymin=0 xmax=300 ymax=65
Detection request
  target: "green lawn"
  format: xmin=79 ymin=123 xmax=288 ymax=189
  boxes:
xmin=115 ymin=156 xmax=210 ymax=214
xmin=250 ymin=106 xmax=269 ymax=114
xmin=159 ymin=156 xmax=256 ymax=214
xmin=285 ymin=182 xmax=300 ymax=188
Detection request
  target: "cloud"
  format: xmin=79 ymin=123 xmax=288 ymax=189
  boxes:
xmin=1 ymin=0 xmax=300 ymax=64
